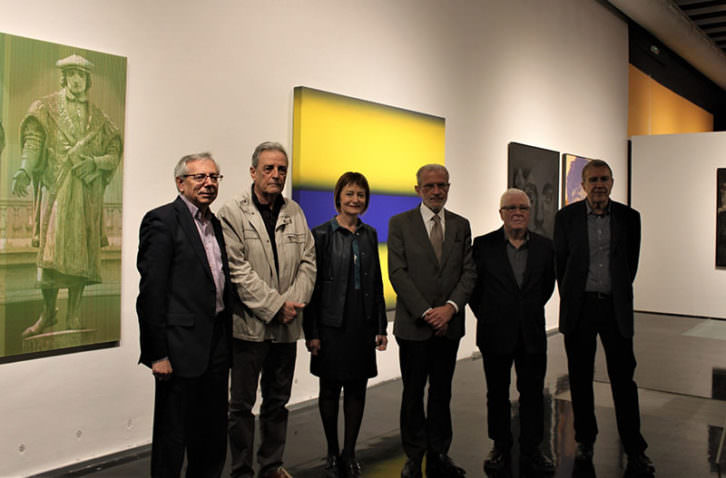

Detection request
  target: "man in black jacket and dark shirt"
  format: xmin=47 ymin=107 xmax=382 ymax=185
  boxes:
xmin=554 ymin=159 xmax=654 ymax=477
xmin=470 ymin=188 xmax=555 ymax=475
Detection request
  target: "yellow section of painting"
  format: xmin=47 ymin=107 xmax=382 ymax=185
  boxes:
xmin=379 ymin=243 xmax=395 ymax=309
xmin=293 ymin=87 xmax=445 ymax=194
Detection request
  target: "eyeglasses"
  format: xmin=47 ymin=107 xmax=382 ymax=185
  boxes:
xmin=500 ymin=205 xmax=530 ymax=211
xmin=182 ymin=173 xmax=223 ymax=183
xmin=420 ymin=182 xmax=450 ymax=192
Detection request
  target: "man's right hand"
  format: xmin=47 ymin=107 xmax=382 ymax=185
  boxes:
xmin=306 ymin=339 xmax=321 ymax=356
xmin=276 ymin=301 xmax=305 ymax=324
xmin=11 ymin=170 xmax=31 ymax=197
xmin=151 ymin=358 xmax=173 ymax=381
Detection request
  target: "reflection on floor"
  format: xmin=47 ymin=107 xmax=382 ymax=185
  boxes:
xmin=52 ymin=313 xmax=726 ymax=477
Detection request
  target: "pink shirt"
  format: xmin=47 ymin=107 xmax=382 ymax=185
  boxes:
xmin=180 ymin=195 xmax=225 ymax=314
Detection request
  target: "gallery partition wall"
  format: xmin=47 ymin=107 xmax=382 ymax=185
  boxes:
xmin=631 ymin=132 xmax=726 ymax=319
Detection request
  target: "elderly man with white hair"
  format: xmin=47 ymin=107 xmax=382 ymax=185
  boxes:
xmin=469 ymin=188 xmax=556 ymax=476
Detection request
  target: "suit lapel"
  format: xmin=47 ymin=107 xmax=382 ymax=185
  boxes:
xmin=609 ymin=202 xmax=620 ymax=256
xmin=174 ymin=197 xmax=214 ymax=284
xmin=410 ymin=207 xmax=440 ymax=264
xmin=440 ymin=211 xmax=455 ymax=266
xmin=521 ymin=234 xmax=540 ymax=290
xmin=495 ymin=228 xmax=520 ymax=289
xmin=574 ymin=201 xmax=590 ymax=268
xmin=211 ymin=215 xmax=230 ymax=280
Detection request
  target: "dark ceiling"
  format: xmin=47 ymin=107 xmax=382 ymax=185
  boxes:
xmin=674 ymin=0 xmax=726 ymax=54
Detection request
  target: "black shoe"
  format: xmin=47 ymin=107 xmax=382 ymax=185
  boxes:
xmin=483 ymin=447 xmax=510 ymax=472
xmin=324 ymin=455 xmax=340 ymax=478
xmin=426 ymin=453 xmax=466 ymax=477
xmin=520 ymin=450 xmax=555 ymax=474
xmin=574 ymin=443 xmax=593 ymax=464
xmin=625 ymin=453 xmax=655 ymax=477
xmin=340 ymin=456 xmax=361 ymax=478
xmin=401 ymin=458 xmax=422 ymax=478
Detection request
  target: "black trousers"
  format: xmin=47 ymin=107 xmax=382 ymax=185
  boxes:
xmin=396 ymin=335 xmax=459 ymax=462
xmin=228 ymin=340 xmax=297 ymax=478
xmin=151 ymin=320 xmax=229 ymax=478
xmin=480 ymin=331 xmax=546 ymax=453
xmin=564 ymin=294 xmax=648 ymax=456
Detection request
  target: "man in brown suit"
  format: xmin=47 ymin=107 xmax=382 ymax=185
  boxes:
xmin=388 ymin=164 xmax=477 ymax=478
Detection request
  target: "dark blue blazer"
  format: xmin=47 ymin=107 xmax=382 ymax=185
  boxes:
xmin=136 ymin=196 xmax=232 ymax=378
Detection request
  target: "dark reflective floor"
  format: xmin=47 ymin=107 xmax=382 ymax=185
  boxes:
xmin=53 ymin=313 xmax=726 ymax=477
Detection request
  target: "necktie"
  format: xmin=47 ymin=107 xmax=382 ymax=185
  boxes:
xmin=431 ymin=214 xmax=443 ymax=263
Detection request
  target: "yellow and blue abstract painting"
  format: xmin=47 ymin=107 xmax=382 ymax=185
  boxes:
xmin=292 ymin=87 xmax=445 ymax=307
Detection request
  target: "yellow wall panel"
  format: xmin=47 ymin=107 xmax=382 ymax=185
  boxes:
xmin=628 ymin=65 xmax=713 ymax=136
xmin=651 ymin=79 xmax=713 ymax=134
xmin=628 ymin=65 xmax=652 ymax=137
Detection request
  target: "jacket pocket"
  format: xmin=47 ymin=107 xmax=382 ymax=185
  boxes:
xmin=243 ymin=227 xmax=262 ymax=240
xmin=285 ymin=233 xmax=306 ymax=243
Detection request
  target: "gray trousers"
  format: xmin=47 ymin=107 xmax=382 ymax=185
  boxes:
xmin=228 ymin=339 xmax=297 ymax=478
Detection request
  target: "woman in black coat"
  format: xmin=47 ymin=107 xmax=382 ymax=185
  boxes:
xmin=304 ymin=172 xmax=388 ymax=478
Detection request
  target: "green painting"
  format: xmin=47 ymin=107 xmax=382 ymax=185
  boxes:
xmin=0 ymin=33 xmax=126 ymax=362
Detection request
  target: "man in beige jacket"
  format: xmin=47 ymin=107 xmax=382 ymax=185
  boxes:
xmin=217 ymin=141 xmax=316 ymax=478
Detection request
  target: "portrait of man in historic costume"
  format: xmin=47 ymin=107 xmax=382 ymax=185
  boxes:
xmin=10 ymin=54 xmax=123 ymax=338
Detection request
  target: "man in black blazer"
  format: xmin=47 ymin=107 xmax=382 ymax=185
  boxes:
xmin=470 ymin=189 xmax=555 ymax=475
xmin=554 ymin=160 xmax=654 ymax=477
xmin=388 ymin=164 xmax=477 ymax=478
xmin=137 ymin=152 xmax=232 ymax=477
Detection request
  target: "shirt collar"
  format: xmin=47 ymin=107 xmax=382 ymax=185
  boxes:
xmin=420 ymin=203 xmax=444 ymax=223
xmin=251 ymin=183 xmax=284 ymax=213
xmin=585 ymin=199 xmax=611 ymax=216
xmin=179 ymin=194 xmax=210 ymax=221
xmin=331 ymin=216 xmax=362 ymax=233
xmin=503 ymin=228 xmax=529 ymax=248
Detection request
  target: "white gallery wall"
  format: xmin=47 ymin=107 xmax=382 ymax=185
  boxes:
xmin=631 ymin=132 xmax=726 ymax=318
xmin=0 ymin=0 xmax=629 ymax=475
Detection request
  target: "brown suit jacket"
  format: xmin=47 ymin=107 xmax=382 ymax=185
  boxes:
xmin=388 ymin=205 xmax=476 ymax=341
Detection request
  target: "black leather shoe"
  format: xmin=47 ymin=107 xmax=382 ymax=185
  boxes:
xmin=401 ymin=458 xmax=423 ymax=478
xmin=520 ymin=450 xmax=555 ymax=474
xmin=483 ymin=447 xmax=510 ymax=472
xmin=574 ymin=443 xmax=594 ymax=464
xmin=427 ymin=453 xmax=466 ymax=477
xmin=324 ymin=455 xmax=340 ymax=478
xmin=340 ymin=457 xmax=361 ymax=478
xmin=624 ymin=453 xmax=655 ymax=477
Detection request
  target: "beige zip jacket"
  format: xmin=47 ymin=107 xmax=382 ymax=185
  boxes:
xmin=217 ymin=189 xmax=316 ymax=342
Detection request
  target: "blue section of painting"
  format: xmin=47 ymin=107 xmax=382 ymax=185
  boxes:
xmin=292 ymin=189 xmax=420 ymax=242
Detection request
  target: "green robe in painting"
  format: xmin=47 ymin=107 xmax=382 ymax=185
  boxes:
xmin=20 ymin=88 xmax=122 ymax=286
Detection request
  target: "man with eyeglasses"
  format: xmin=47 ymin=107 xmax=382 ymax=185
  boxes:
xmin=217 ymin=141 xmax=316 ymax=478
xmin=137 ymin=152 xmax=232 ymax=477
xmin=388 ymin=164 xmax=476 ymax=478
xmin=554 ymin=160 xmax=654 ymax=477
xmin=469 ymin=188 xmax=555 ymax=475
